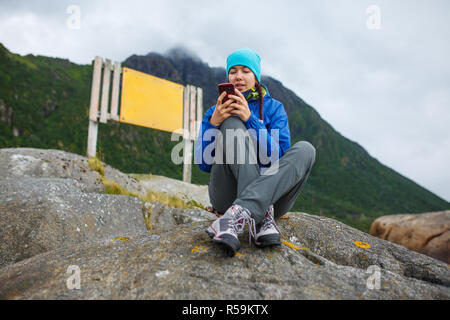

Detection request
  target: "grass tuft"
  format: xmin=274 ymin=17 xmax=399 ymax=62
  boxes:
xmin=88 ymin=156 xmax=105 ymax=177
xmin=87 ymin=157 xmax=201 ymax=210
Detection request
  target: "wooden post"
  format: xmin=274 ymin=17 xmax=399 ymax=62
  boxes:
xmin=99 ymin=59 xmax=112 ymax=123
xmin=89 ymin=57 xmax=102 ymax=121
xmin=182 ymin=85 xmax=190 ymax=140
xmin=87 ymin=57 xmax=102 ymax=158
xmin=183 ymin=138 xmax=193 ymax=183
xmin=182 ymin=85 xmax=192 ymax=183
xmin=196 ymin=87 xmax=203 ymax=139
xmin=110 ymin=61 xmax=121 ymax=121
xmin=189 ymin=85 xmax=196 ymax=140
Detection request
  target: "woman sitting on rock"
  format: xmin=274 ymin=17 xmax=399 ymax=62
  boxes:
xmin=195 ymin=47 xmax=316 ymax=257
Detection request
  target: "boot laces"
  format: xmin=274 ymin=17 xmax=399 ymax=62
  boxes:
xmin=228 ymin=207 xmax=256 ymax=246
xmin=261 ymin=213 xmax=280 ymax=233
xmin=260 ymin=205 xmax=280 ymax=233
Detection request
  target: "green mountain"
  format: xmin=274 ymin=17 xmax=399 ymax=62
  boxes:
xmin=1 ymin=43 xmax=448 ymax=232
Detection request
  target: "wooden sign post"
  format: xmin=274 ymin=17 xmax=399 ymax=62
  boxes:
xmin=87 ymin=56 xmax=203 ymax=183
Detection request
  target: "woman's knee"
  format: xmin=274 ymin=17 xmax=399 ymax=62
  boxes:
xmin=220 ymin=116 xmax=246 ymax=131
xmin=292 ymin=141 xmax=316 ymax=164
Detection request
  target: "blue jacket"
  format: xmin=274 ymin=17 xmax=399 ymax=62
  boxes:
xmin=194 ymin=84 xmax=291 ymax=173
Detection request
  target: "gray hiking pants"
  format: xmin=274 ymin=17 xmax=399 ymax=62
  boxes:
xmin=208 ymin=116 xmax=316 ymax=225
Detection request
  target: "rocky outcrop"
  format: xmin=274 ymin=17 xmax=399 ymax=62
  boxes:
xmin=370 ymin=211 xmax=450 ymax=264
xmin=135 ymin=174 xmax=210 ymax=208
xmin=145 ymin=201 xmax=213 ymax=232
xmin=0 ymin=177 xmax=148 ymax=267
xmin=0 ymin=148 xmax=449 ymax=300
xmin=0 ymin=148 xmax=146 ymax=195
xmin=1 ymin=212 xmax=449 ymax=300
xmin=0 ymin=148 xmax=208 ymax=268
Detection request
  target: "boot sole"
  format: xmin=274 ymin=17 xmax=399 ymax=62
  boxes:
xmin=255 ymin=234 xmax=281 ymax=248
xmin=206 ymin=230 xmax=240 ymax=257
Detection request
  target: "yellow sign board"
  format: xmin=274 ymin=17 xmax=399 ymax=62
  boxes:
xmin=120 ymin=67 xmax=184 ymax=133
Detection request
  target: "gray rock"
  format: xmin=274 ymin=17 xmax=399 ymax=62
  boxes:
xmin=281 ymin=212 xmax=450 ymax=288
xmin=0 ymin=148 xmax=103 ymax=193
xmin=370 ymin=210 xmax=450 ymax=264
xmin=1 ymin=147 xmax=448 ymax=300
xmin=0 ymin=213 xmax=448 ymax=300
xmin=145 ymin=202 xmax=214 ymax=231
xmin=0 ymin=177 xmax=149 ymax=267
xmin=0 ymin=148 xmax=146 ymax=196
xmin=136 ymin=173 xmax=210 ymax=207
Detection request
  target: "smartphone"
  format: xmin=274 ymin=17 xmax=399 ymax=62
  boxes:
xmin=217 ymin=83 xmax=235 ymax=103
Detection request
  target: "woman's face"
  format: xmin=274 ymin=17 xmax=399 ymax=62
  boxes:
xmin=228 ymin=65 xmax=256 ymax=92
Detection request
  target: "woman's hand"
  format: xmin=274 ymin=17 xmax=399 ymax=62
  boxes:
xmin=209 ymin=91 xmax=235 ymax=126
xmin=228 ymin=88 xmax=251 ymax=122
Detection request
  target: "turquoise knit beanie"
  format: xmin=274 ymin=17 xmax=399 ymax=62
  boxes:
xmin=226 ymin=47 xmax=261 ymax=82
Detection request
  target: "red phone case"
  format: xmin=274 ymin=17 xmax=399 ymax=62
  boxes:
xmin=217 ymin=83 xmax=235 ymax=103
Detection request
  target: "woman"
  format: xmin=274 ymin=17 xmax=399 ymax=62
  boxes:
xmin=195 ymin=47 xmax=316 ymax=257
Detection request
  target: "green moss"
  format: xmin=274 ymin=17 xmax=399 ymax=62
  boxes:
xmin=185 ymin=198 xmax=205 ymax=211
xmin=88 ymin=157 xmax=105 ymax=177
xmin=102 ymin=178 xmax=139 ymax=197
xmin=130 ymin=173 xmax=154 ymax=180
xmin=143 ymin=203 xmax=152 ymax=230
xmin=142 ymin=190 xmax=193 ymax=209
xmin=88 ymin=156 xmax=195 ymax=210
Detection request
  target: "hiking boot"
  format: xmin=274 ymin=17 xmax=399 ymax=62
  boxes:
xmin=206 ymin=204 xmax=256 ymax=257
xmin=254 ymin=205 xmax=281 ymax=247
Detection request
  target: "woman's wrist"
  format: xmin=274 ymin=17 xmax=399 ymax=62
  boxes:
xmin=209 ymin=117 xmax=220 ymax=127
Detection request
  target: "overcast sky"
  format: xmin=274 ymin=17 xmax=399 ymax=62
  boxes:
xmin=0 ymin=0 xmax=449 ymax=203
